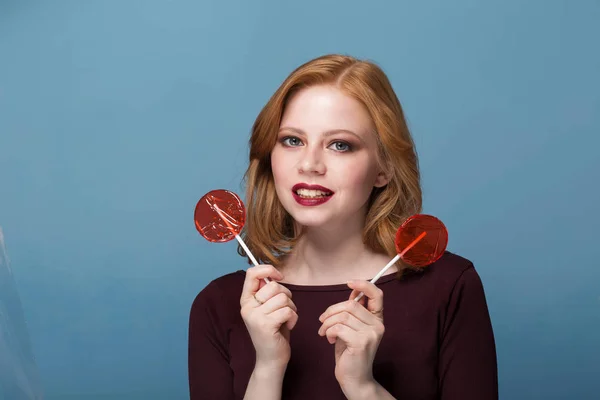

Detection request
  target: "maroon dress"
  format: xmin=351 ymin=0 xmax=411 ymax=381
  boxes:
xmin=188 ymin=251 xmax=498 ymax=399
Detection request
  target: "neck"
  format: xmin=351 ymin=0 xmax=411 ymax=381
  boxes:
xmin=281 ymin=214 xmax=394 ymax=285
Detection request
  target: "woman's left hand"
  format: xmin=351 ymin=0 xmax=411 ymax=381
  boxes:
xmin=318 ymin=279 xmax=385 ymax=395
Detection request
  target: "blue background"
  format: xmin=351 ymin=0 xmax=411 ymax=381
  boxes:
xmin=1 ymin=0 xmax=598 ymax=398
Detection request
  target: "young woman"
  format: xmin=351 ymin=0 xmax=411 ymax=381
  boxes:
xmin=188 ymin=54 xmax=498 ymax=399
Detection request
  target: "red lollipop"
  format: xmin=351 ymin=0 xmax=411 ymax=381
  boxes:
xmin=194 ymin=189 xmax=268 ymax=281
xmin=194 ymin=189 xmax=245 ymax=243
xmin=354 ymin=214 xmax=448 ymax=302
xmin=395 ymin=214 xmax=448 ymax=267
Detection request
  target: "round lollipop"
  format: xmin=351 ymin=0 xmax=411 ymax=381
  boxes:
xmin=354 ymin=214 xmax=448 ymax=302
xmin=194 ymin=189 xmax=269 ymax=282
xmin=395 ymin=214 xmax=448 ymax=267
xmin=194 ymin=189 xmax=245 ymax=243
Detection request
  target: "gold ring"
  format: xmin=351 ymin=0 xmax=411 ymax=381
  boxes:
xmin=254 ymin=294 xmax=264 ymax=305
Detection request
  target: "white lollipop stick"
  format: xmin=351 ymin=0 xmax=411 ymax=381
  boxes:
xmin=212 ymin=203 xmax=270 ymax=283
xmin=354 ymin=231 xmax=427 ymax=303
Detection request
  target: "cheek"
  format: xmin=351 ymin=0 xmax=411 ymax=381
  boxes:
xmin=270 ymin=149 xmax=289 ymax=184
xmin=335 ymin=158 xmax=379 ymax=191
xmin=352 ymin=171 xmax=377 ymax=197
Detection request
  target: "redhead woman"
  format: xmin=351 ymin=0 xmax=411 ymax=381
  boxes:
xmin=188 ymin=54 xmax=498 ymax=400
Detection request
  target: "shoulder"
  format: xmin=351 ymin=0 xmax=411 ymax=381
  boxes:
xmin=401 ymin=251 xmax=484 ymax=300
xmin=426 ymin=250 xmax=476 ymax=284
xmin=189 ymin=270 xmax=246 ymax=319
xmin=425 ymin=251 xmax=490 ymax=310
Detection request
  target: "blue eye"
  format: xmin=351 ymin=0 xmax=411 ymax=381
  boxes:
xmin=329 ymin=141 xmax=352 ymax=152
xmin=281 ymin=136 xmax=302 ymax=146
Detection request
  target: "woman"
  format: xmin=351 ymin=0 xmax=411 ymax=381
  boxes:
xmin=188 ymin=54 xmax=498 ymax=399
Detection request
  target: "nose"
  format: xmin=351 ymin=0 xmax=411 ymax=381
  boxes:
xmin=297 ymin=147 xmax=326 ymax=175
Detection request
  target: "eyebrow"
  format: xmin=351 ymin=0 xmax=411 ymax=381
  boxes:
xmin=278 ymin=127 xmax=366 ymax=143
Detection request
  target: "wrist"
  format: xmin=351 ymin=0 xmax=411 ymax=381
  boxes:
xmin=253 ymin=360 xmax=288 ymax=378
xmin=342 ymin=379 xmax=389 ymax=400
xmin=245 ymin=362 xmax=287 ymax=400
xmin=341 ymin=379 xmax=375 ymax=400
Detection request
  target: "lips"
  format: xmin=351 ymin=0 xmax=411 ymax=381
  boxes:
xmin=292 ymin=183 xmax=334 ymax=195
xmin=291 ymin=183 xmax=334 ymax=206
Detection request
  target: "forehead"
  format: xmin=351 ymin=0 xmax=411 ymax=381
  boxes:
xmin=280 ymin=85 xmax=375 ymax=135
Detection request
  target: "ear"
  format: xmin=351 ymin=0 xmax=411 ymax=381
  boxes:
xmin=374 ymin=169 xmax=391 ymax=188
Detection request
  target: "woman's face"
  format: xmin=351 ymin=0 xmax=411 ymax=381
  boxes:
xmin=270 ymin=85 xmax=388 ymax=229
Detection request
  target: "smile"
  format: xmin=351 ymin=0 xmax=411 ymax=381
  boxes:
xmin=291 ymin=183 xmax=334 ymax=206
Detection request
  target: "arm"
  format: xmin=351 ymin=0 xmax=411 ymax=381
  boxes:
xmin=438 ymin=265 xmax=498 ymax=400
xmin=343 ymin=380 xmax=397 ymax=400
xmin=320 ymin=280 xmax=397 ymax=400
xmin=243 ymin=364 xmax=286 ymax=400
xmin=189 ymin=276 xmax=290 ymax=400
xmin=188 ymin=282 xmax=235 ymax=400
xmin=241 ymin=266 xmax=297 ymax=400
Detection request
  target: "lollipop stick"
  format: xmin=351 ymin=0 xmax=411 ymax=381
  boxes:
xmin=212 ymin=204 xmax=270 ymax=283
xmin=354 ymin=231 xmax=427 ymax=303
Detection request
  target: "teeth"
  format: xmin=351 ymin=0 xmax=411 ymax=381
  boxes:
xmin=296 ymin=188 xmax=331 ymax=198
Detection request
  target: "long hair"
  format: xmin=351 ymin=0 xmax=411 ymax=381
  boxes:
xmin=237 ymin=54 xmax=422 ymax=278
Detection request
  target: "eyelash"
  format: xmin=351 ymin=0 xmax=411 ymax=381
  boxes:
xmin=279 ymin=136 xmax=353 ymax=152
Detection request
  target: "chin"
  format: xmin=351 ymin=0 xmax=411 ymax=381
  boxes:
xmin=291 ymin=214 xmax=332 ymax=228
xmin=280 ymin=200 xmax=335 ymax=228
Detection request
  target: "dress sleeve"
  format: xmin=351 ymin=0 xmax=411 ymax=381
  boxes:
xmin=438 ymin=265 xmax=499 ymax=400
xmin=188 ymin=280 xmax=235 ymax=400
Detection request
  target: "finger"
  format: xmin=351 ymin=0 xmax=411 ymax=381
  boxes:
xmin=319 ymin=299 xmax=376 ymax=326
xmin=347 ymin=280 xmax=384 ymax=317
xmin=285 ymin=308 xmax=299 ymax=330
xmin=318 ymin=311 xmax=367 ymax=337
xmin=325 ymin=323 xmax=361 ymax=346
xmin=261 ymin=292 xmax=297 ymax=314
xmin=255 ymin=280 xmax=293 ymax=305
xmin=240 ymin=265 xmax=283 ymax=305
xmin=268 ymin=306 xmax=299 ymax=331
xmin=349 ymin=289 xmax=367 ymax=308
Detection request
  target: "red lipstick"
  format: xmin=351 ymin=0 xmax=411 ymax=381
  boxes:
xmin=291 ymin=183 xmax=334 ymax=206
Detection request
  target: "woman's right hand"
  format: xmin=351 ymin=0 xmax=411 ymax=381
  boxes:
xmin=240 ymin=265 xmax=299 ymax=370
